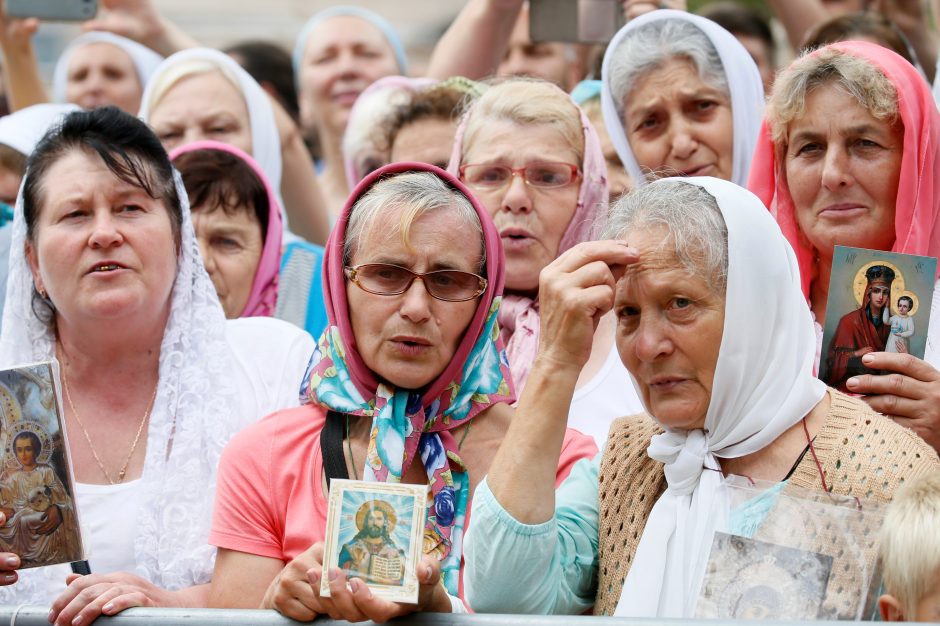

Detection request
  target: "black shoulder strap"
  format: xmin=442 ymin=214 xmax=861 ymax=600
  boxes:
xmin=322 ymin=410 xmax=349 ymax=492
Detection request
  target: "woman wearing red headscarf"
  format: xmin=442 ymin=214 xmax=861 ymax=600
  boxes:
xmin=205 ymin=162 xmax=595 ymax=621
xmin=748 ymin=41 xmax=940 ymax=451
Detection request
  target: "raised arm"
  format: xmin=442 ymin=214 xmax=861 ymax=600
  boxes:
xmin=0 ymin=11 xmax=48 ymax=111
xmin=487 ymin=240 xmax=636 ymax=524
xmin=270 ymin=94 xmax=332 ymax=245
xmin=463 ymin=241 xmax=636 ymax=615
xmin=766 ymin=0 xmax=830 ymax=49
xmin=82 ymin=0 xmax=198 ymax=56
xmin=426 ymin=0 xmax=524 ymax=80
xmin=872 ymin=0 xmax=939 ymax=84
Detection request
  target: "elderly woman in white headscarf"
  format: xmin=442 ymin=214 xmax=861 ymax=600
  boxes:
xmin=140 ymin=48 xmax=331 ymax=244
xmin=462 ymin=177 xmax=939 ymax=617
xmin=52 ymin=32 xmax=162 ymax=113
xmin=600 ymin=10 xmax=764 ymax=187
xmin=0 ymin=106 xmax=314 ymax=625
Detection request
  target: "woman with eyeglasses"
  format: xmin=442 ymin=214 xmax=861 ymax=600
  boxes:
xmin=207 ymin=162 xmax=597 ymax=621
xmin=449 ymin=78 xmax=643 ymax=446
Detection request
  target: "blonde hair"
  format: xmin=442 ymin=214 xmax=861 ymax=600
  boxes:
xmin=460 ymin=78 xmax=583 ymax=164
xmin=145 ymin=58 xmax=244 ymax=114
xmin=879 ymin=472 xmax=940 ymax=618
xmin=767 ymin=47 xmax=899 ymax=147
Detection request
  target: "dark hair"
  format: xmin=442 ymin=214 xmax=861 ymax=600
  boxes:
xmin=379 ymin=86 xmax=465 ymax=155
xmin=225 ymin=40 xmax=299 ymax=123
xmin=698 ymin=1 xmax=774 ymax=57
xmin=803 ymin=13 xmax=914 ymax=64
xmin=13 ymin=431 xmax=41 ymax=460
xmin=174 ymin=149 xmax=269 ymax=240
xmin=22 ymin=106 xmax=182 ymax=324
xmin=898 ymin=295 xmax=914 ymax=308
xmin=866 ymin=264 xmax=896 ymax=283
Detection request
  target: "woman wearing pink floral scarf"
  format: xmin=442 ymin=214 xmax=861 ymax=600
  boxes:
xmin=207 ymin=162 xmax=596 ymax=621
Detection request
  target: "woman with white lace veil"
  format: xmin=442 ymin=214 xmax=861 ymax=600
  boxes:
xmin=462 ymin=177 xmax=940 ymax=617
xmin=0 ymin=106 xmax=314 ymax=623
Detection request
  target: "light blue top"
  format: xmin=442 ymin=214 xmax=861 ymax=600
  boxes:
xmin=463 ymin=456 xmax=601 ymax=615
xmin=463 ymin=456 xmax=791 ymax=615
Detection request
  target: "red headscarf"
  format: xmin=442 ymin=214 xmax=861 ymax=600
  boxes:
xmin=748 ymin=41 xmax=940 ymax=299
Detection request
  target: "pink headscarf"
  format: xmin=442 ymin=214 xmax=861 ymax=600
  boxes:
xmin=321 ymin=161 xmax=509 ymax=404
xmin=302 ymin=162 xmax=514 ymax=592
xmin=170 ymin=140 xmax=284 ymax=317
xmin=447 ymin=82 xmax=609 ymax=392
xmin=748 ymin=41 xmax=940 ymax=299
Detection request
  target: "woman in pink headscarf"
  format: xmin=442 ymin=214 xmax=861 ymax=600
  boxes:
xmin=748 ymin=41 xmax=940 ymax=452
xmin=206 ymin=162 xmax=595 ymax=621
xmin=170 ymin=141 xmax=282 ymax=318
xmin=449 ymin=78 xmax=643 ymax=446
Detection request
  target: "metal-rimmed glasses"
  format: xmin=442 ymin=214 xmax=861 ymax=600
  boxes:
xmin=344 ymin=263 xmax=488 ymax=302
xmin=459 ymin=162 xmax=581 ymax=191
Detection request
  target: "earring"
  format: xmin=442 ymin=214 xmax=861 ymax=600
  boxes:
xmin=38 ymin=288 xmax=47 ymax=299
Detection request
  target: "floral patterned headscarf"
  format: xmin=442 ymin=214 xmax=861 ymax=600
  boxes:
xmin=299 ymin=162 xmax=514 ymax=594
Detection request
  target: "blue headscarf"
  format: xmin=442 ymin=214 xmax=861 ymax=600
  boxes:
xmin=570 ymin=79 xmax=602 ymax=105
xmin=292 ymin=6 xmax=408 ymax=84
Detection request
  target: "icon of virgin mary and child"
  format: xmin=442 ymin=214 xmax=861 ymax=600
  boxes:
xmin=823 ymin=265 xmax=915 ymax=392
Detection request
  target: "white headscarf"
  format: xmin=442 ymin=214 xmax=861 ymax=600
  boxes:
xmin=0 ymin=116 xmax=242 ymax=595
xmin=614 ymin=177 xmax=827 ymax=617
xmin=52 ymin=32 xmax=163 ymax=104
xmin=138 ymin=47 xmax=283 ymax=191
xmin=600 ymin=10 xmax=764 ymax=187
xmin=0 ymin=103 xmax=79 ymax=156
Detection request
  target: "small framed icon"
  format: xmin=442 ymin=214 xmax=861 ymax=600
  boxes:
xmin=321 ymin=479 xmax=427 ymax=604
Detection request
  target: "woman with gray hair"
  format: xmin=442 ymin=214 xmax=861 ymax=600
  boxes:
xmin=207 ymin=162 xmax=596 ymax=621
xmin=462 ymin=176 xmax=938 ymax=617
xmin=601 ymin=10 xmax=764 ymax=187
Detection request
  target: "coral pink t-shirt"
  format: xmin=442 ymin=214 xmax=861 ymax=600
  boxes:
xmin=209 ymin=405 xmax=597 ymax=567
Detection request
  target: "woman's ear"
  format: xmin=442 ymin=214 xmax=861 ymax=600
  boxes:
xmin=24 ymin=240 xmax=45 ymax=297
xmin=879 ymin=593 xmax=905 ymax=622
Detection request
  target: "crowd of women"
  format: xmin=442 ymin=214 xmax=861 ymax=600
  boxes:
xmin=0 ymin=0 xmax=936 ymax=623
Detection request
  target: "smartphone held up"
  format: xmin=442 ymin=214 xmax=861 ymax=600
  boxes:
xmin=6 ymin=0 xmax=97 ymax=22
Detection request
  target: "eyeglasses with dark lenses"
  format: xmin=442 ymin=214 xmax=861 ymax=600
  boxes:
xmin=344 ymin=264 xmax=488 ymax=302
xmin=459 ymin=162 xmax=581 ymax=190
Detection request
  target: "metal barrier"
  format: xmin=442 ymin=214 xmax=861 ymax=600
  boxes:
xmin=0 ymin=607 xmax=639 ymax=625
xmin=2 ymin=608 xmax=937 ymax=626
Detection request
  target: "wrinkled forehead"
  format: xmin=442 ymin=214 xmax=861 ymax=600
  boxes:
xmin=353 ymin=203 xmax=483 ymax=264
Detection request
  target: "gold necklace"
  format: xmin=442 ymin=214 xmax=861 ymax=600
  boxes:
xmin=62 ymin=367 xmax=158 ymax=485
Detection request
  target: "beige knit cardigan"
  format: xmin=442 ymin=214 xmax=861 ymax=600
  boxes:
xmin=594 ymin=389 xmax=940 ymax=616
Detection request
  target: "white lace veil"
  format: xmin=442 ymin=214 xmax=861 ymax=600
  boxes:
xmin=0 ymin=122 xmax=241 ymax=596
